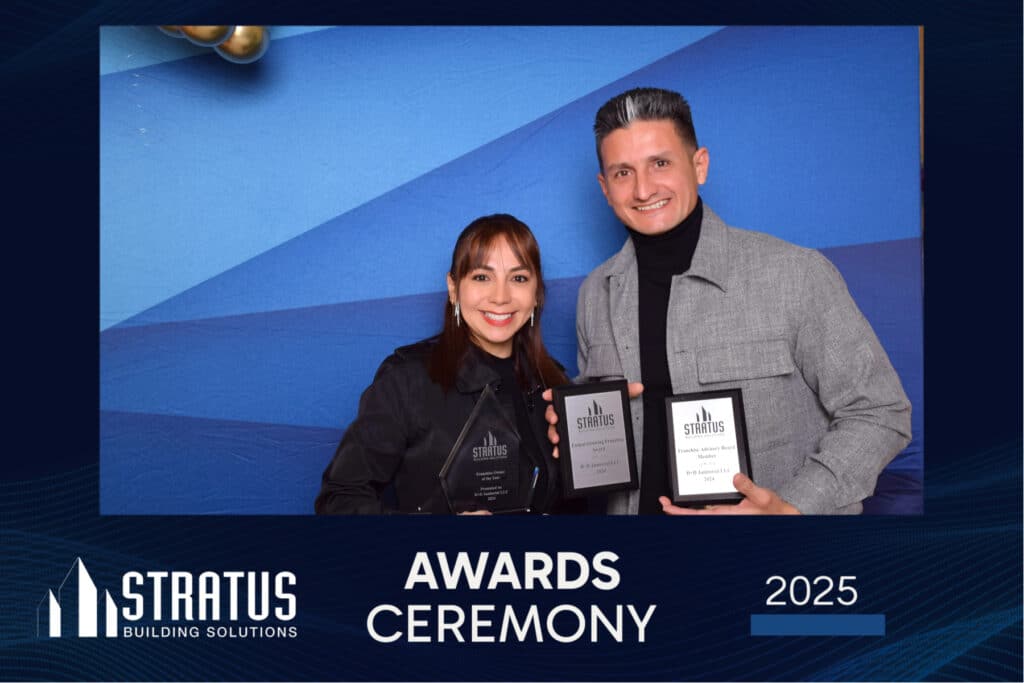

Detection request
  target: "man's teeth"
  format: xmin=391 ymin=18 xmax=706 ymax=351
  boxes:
xmin=483 ymin=312 xmax=513 ymax=321
xmin=636 ymin=199 xmax=668 ymax=212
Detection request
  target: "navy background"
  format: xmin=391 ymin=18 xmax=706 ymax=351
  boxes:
xmin=2 ymin=2 xmax=1022 ymax=682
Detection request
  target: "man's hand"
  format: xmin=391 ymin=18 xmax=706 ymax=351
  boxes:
xmin=542 ymin=383 xmax=643 ymax=458
xmin=658 ymin=473 xmax=801 ymax=515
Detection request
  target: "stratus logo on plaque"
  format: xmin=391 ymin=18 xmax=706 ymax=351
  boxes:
xmin=552 ymin=380 xmax=638 ymax=497
xmin=472 ymin=431 xmax=508 ymax=459
xmin=683 ymin=405 xmax=726 ymax=435
xmin=576 ymin=400 xmax=616 ymax=431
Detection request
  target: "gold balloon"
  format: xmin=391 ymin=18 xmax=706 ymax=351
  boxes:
xmin=180 ymin=25 xmax=234 ymax=47
xmin=215 ymin=26 xmax=270 ymax=64
xmin=157 ymin=26 xmax=184 ymax=38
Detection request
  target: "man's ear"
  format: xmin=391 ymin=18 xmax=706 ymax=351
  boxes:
xmin=597 ymin=171 xmax=611 ymax=204
xmin=693 ymin=147 xmax=710 ymax=185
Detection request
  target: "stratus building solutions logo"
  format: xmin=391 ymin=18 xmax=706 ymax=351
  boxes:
xmin=472 ymin=431 xmax=508 ymax=459
xmin=37 ymin=557 xmax=298 ymax=640
xmin=576 ymin=400 xmax=616 ymax=431
xmin=682 ymin=406 xmax=726 ymax=436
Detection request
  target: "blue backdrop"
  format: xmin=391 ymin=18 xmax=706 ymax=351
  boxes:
xmin=99 ymin=26 xmax=923 ymax=514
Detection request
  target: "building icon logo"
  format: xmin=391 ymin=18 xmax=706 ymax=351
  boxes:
xmin=37 ymin=558 xmax=118 ymax=638
xmin=576 ymin=398 xmax=616 ymax=431
xmin=682 ymin=405 xmax=726 ymax=437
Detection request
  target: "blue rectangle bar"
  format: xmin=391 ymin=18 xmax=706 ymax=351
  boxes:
xmin=750 ymin=614 xmax=885 ymax=636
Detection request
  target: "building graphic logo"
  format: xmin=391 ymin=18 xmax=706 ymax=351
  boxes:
xmin=472 ymin=431 xmax=508 ymax=459
xmin=682 ymin=405 xmax=726 ymax=437
xmin=576 ymin=399 xmax=616 ymax=431
xmin=35 ymin=557 xmax=299 ymax=641
xmin=37 ymin=557 xmax=118 ymax=638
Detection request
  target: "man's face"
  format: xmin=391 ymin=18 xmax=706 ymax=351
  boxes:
xmin=597 ymin=119 xmax=709 ymax=235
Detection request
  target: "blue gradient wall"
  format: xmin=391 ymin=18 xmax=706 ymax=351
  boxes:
xmin=99 ymin=26 xmax=922 ymax=514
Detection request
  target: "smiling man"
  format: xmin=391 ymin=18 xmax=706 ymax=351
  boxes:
xmin=561 ymin=87 xmax=911 ymax=515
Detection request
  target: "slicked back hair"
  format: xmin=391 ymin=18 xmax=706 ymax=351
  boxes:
xmin=593 ymin=87 xmax=698 ymax=170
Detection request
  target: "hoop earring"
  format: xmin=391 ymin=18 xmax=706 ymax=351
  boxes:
xmin=530 ymin=308 xmax=535 ymax=327
xmin=454 ymin=301 xmax=461 ymax=327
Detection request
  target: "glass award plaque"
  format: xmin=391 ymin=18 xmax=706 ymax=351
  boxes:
xmin=551 ymin=380 xmax=638 ymax=497
xmin=439 ymin=384 xmax=539 ymax=513
xmin=665 ymin=388 xmax=753 ymax=506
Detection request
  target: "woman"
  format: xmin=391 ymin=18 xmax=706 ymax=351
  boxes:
xmin=315 ymin=214 xmax=579 ymax=514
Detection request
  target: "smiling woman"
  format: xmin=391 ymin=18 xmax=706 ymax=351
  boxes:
xmin=315 ymin=214 xmax=582 ymax=515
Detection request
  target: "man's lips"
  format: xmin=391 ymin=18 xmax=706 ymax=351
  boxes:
xmin=635 ymin=198 xmax=669 ymax=212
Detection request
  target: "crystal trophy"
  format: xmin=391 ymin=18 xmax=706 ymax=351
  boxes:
xmin=439 ymin=384 xmax=539 ymax=513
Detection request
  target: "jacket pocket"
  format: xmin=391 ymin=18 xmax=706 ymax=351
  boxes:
xmin=581 ymin=343 xmax=625 ymax=381
xmin=695 ymin=340 xmax=794 ymax=384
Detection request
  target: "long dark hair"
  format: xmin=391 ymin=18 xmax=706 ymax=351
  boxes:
xmin=429 ymin=214 xmax=568 ymax=392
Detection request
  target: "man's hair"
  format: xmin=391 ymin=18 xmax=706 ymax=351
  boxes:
xmin=593 ymin=87 xmax=698 ymax=169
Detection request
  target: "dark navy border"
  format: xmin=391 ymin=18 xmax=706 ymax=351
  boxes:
xmin=2 ymin=1 xmax=1021 ymax=681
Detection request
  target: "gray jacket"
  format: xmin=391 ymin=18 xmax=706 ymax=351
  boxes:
xmin=576 ymin=207 xmax=912 ymax=514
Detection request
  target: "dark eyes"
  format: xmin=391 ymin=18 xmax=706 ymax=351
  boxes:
xmin=469 ymin=273 xmax=530 ymax=283
xmin=614 ymin=160 xmax=667 ymax=178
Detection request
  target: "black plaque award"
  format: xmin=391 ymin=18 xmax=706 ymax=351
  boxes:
xmin=551 ymin=380 xmax=638 ymax=497
xmin=439 ymin=384 xmax=539 ymax=513
xmin=664 ymin=388 xmax=753 ymax=506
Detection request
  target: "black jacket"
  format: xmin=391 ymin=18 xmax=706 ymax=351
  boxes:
xmin=315 ymin=340 xmax=581 ymax=514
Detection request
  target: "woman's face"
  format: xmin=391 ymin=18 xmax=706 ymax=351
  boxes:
xmin=447 ymin=236 xmax=538 ymax=358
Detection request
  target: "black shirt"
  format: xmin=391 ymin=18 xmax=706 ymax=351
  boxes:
xmin=478 ymin=349 xmax=554 ymax=513
xmin=627 ymin=198 xmax=703 ymax=514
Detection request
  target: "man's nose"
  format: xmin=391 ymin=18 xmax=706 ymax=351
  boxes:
xmin=633 ymin=169 xmax=655 ymax=200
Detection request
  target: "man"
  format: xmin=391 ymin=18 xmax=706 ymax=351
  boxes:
xmin=546 ymin=87 xmax=911 ymax=514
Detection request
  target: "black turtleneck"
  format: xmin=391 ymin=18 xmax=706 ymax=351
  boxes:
xmin=627 ymin=198 xmax=703 ymax=514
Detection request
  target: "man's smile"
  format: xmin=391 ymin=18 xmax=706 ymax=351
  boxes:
xmin=635 ymin=199 xmax=669 ymax=212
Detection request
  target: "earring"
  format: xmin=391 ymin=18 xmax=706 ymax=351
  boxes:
xmin=530 ymin=308 xmax=535 ymax=327
xmin=454 ymin=301 xmax=460 ymax=327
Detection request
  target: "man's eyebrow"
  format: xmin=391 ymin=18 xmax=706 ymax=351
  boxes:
xmin=605 ymin=152 xmax=675 ymax=171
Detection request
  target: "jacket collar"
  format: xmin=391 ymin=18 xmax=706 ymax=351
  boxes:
xmin=607 ymin=203 xmax=730 ymax=292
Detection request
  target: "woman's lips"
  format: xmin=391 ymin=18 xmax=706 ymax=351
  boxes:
xmin=482 ymin=311 xmax=514 ymax=327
